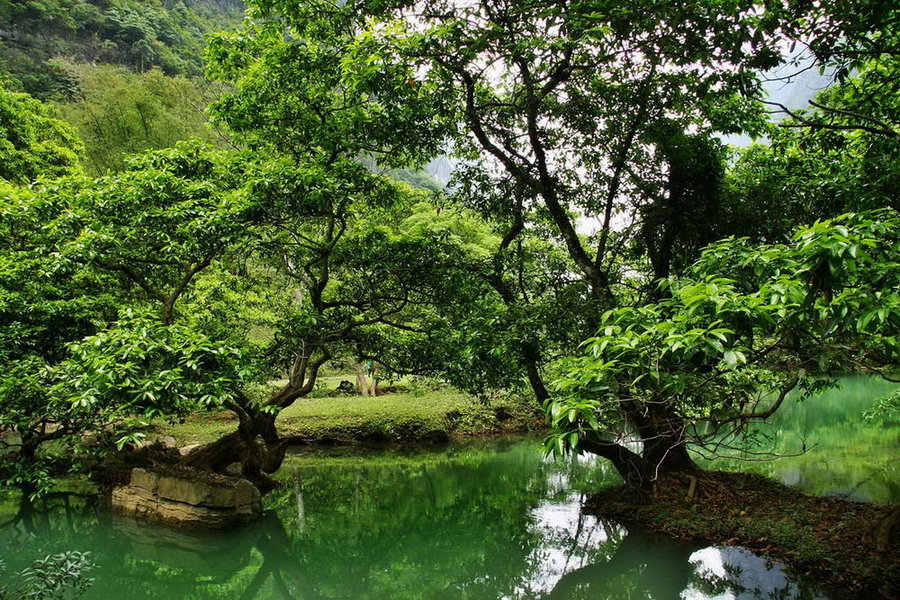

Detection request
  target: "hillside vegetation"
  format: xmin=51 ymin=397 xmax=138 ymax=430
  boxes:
xmin=0 ymin=0 xmax=244 ymax=100
xmin=1 ymin=0 xmax=243 ymax=174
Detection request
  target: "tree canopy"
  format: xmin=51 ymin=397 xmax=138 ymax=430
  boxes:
xmin=547 ymin=210 xmax=899 ymax=484
xmin=0 ymin=0 xmax=897 ymax=502
xmin=0 ymin=85 xmax=83 ymax=183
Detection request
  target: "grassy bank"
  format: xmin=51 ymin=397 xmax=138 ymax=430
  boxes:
xmin=585 ymin=471 xmax=899 ymax=599
xmin=162 ymin=387 xmax=545 ymax=447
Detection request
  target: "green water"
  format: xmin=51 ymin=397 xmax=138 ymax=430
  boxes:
xmin=0 ymin=439 xmax=837 ymax=600
xmin=702 ymin=376 xmax=899 ymax=503
xmin=1 ymin=376 xmax=894 ymax=599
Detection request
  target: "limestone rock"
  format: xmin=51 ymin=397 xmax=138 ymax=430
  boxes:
xmin=111 ymin=467 xmax=261 ymax=529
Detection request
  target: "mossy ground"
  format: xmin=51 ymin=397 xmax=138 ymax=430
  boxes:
xmin=585 ymin=470 xmax=899 ymax=599
xmin=161 ymin=384 xmax=544 ymax=447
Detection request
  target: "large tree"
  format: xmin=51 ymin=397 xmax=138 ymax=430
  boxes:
xmin=209 ymin=0 xmax=781 ymax=407
xmin=191 ymin=0 xmax=899 ymax=485
xmin=547 ymin=210 xmax=899 ymax=485
xmin=0 ymin=142 xmax=253 ymax=498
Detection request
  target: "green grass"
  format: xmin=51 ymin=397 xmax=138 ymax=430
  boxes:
xmin=163 ymin=387 xmax=543 ymax=446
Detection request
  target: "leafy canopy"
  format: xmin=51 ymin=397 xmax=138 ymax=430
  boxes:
xmin=547 ymin=210 xmax=900 ymax=457
xmin=0 ymin=84 xmax=82 ymax=183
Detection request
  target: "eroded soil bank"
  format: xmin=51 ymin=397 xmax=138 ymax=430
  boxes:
xmin=585 ymin=470 xmax=899 ymax=599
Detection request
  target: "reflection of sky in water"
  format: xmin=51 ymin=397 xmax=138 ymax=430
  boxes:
xmin=684 ymin=547 xmax=829 ymax=600
xmin=511 ymin=494 xmax=615 ymax=597
xmin=509 ymin=464 xmax=832 ymax=600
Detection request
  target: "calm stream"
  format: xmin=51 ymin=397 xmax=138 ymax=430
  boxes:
xmin=1 ymin=377 xmax=895 ymax=599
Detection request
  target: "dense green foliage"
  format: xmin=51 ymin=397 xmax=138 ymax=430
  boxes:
xmin=0 ymin=142 xmax=254 ymax=494
xmin=0 ymin=85 xmax=82 ymax=183
xmin=0 ymin=0 xmax=897 ymax=507
xmin=547 ymin=211 xmax=899 ymax=481
xmin=204 ymin=0 xmax=896 ymax=484
xmin=0 ymin=1 xmax=242 ymax=175
xmin=55 ymin=64 xmax=227 ymax=173
xmin=724 ymin=58 xmax=900 ymax=241
xmin=0 ymin=0 xmax=244 ymax=100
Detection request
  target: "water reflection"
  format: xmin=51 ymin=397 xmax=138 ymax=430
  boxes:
xmin=686 ymin=546 xmax=827 ymax=600
xmin=702 ymin=376 xmax=899 ymax=504
xmin=0 ymin=438 xmax=835 ymax=599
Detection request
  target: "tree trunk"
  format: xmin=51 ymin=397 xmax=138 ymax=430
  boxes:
xmin=580 ymin=406 xmax=697 ymax=490
xmin=354 ymin=362 xmax=370 ymax=396
xmin=521 ymin=341 xmax=549 ymax=403
xmin=179 ymin=410 xmax=286 ymax=493
xmin=370 ymin=363 xmax=380 ymax=396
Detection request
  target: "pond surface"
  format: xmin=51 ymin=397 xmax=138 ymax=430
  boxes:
xmin=706 ymin=375 xmax=899 ymax=504
xmin=1 ymin=376 xmax=894 ymax=599
xmin=1 ymin=439 xmax=837 ymax=600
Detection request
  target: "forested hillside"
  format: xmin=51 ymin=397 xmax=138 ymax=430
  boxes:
xmin=0 ymin=0 xmax=244 ymax=172
xmin=0 ymin=0 xmax=244 ymax=99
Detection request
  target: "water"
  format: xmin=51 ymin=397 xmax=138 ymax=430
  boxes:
xmin=0 ymin=439 xmax=837 ymax=600
xmin=703 ymin=376 xmax=899 ymax=503
xmin=1 ymin=376 xmax=894 ymax=599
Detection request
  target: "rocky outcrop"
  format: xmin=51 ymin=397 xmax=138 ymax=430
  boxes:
xmin=111 ymin=467 xmax=261 ymax=529
xmin=178 ymin=443 xmax=202 ymax=457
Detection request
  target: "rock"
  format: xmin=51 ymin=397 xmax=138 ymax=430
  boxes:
xmin=158 ymin=436 xmax=177 ymax=449
xmin=111 ymin=467 xmax=261 ymax=529
xmin=178 ymin=443 xmax=202 ymax=457
xmin=135 ymin=436 xmax=176 ymax=451
xmin=225 ymin=462 xmax=243 ymax=476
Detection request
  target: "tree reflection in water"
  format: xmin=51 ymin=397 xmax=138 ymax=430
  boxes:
xmin=0 ymin=438 xmax=832 ymax=599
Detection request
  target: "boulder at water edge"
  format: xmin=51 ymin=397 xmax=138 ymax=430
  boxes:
xmin=111 ymin=467 xmax=261 ymax=529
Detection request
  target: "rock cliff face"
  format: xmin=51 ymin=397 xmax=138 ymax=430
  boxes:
xmin=111 ymin=467 xmax=261 ymax=529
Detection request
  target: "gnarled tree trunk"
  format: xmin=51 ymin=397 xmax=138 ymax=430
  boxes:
xmin=580 ymin=403 xmax=697 ymax=490
xmin=179 ymin=409 xmax=288 ymax=492
xmin=179 ymin=348 xmax=330 ymax=494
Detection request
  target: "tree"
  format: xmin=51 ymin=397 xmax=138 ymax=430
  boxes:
xmin=55 ymin=64 xmax=229 ymax=174
xmin=0 ymin=142 xmax=253 ymax=498
xmin=177 ymin=161 xmax=481 ymax=487
xmin=215 ymin=0 xmax=790 ymax=407
xmin=760 ymin=1 xmax=899 ymax=137
xmin=327 ymin=0 xmax=835 ymax=434
xmin=125 ymin=5 xmax=477 ymax=487
xmin=1 ymin=95 xmax=481 ymax=493
xmin=546 ymin=210 xmax=899 ymax=486
xmin=0 ymin=90 xmax=98 ymax=501
xmin=724 ymin=56 xmax=900 ymax=244
xmin=0 ymin=85 xmax=82 ymax=183
xmin=194 ymin=1 xmax=900 ymax=480
xmin=0 ymin=179 xmax=114 ymax=501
